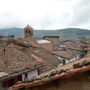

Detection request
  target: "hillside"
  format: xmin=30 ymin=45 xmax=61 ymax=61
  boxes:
xmin=0 ymin=28 xmax=24 ymax=38
xmin=34 ymin=28 xmax=90 ymax=41
xmin=0 ymin=28 xmax=90 ymax=41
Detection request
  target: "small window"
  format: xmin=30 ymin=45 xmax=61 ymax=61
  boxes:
xmin=26 ymin=30 xmax=28 ymax=34
xmin=29 ymin=30 xmax=31 ymax=34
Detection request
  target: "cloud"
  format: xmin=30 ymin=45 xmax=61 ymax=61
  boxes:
xmin=0 ymin=0 xmax=89 ymax=29
xmin=68 ymin=0 xmax=90 ymax=29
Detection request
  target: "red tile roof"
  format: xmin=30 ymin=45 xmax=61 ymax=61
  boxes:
xmin=52 ymin=50 xmax=78 ymax=59
xmin=10 ymin=44 xmax=90 ymax=90
xmin=10 ymin=53 xmax=90 ymax=90
xmin=61 ymin=40 xmax=89 ymax=51
xmin=0 ymin=40 xmax=60 ymax=80
xmin=17 ymin=38 xmax=57 ymax=51
xmin=31 ymin=54 xmax=45 ymax=62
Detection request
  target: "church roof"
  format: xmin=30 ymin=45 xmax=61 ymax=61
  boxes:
xmin=24 ymin=24 xmax=33 ymax=30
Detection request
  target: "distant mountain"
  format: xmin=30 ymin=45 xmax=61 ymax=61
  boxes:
xmin=34 ymin=28 xmax=90 ymax=41
xmin=0 ymin=28 xmax=90 ymax=41
xmin=0 ymin=28 xmax=24 ymax=38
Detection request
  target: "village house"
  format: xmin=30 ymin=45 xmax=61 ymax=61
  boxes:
xmin=0 ymin=25 xmax=62 ymax=90
xmin=17 ymin=25 xmax=60 ymax=51
xmin=0 ymin=39 xmax=61 ymax=90
xmin=0 ymin=25 xmax=89 ymax=90
xmin=10 ymin=46 xmax=90 ymax=90
xmin=52 ymin=50 xmax=81 ymax=65
xmin=19 ymin=25 xmax=88 ymax=60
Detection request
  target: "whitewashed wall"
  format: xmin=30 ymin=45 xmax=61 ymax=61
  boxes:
xmin=27 ymin=69 xmax=38 ymax=80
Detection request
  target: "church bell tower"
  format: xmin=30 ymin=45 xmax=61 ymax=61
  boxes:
xmin=24 ymin=24 xmax=33 ymax=38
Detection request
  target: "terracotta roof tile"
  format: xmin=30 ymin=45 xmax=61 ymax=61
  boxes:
xmin=52 ymin=50 xmax=78 ymax=59
xmin=0 ymin=40 xmax=60 ymax=79
xmin=10 ymin=54 xmax=90 ymax=90
xmin=10 ymin=41 xmax=90 ymax=90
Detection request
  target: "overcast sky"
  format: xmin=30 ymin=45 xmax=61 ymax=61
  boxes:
xmin=0 ymin=0 xmax=90 ymax=29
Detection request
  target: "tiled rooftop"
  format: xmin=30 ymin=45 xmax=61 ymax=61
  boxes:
xmin=52 ymin=50 xmax=78 ymax=59
xmin=9 ymin=37 xmax=90 ymax=90
xmin=10 ymin=48 xmax=90 ymax=90
xmin=0 ymin=40 xmax=60 ymax=79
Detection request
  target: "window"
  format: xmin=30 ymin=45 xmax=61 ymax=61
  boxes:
xmin=26 ymin=30 xmax=27 ymax=34
xmin=29 ymin=30 xmax=31 ymax=34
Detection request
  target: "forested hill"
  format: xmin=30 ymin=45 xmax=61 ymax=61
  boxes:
xmin=0 ymin=28 xmax=90 ymax=41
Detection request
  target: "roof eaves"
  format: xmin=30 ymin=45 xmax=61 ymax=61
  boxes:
xmin=10 ymin=61 xmax=90 ymax=90
xmin=1 ymin=64 xmax=43 ymax=81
